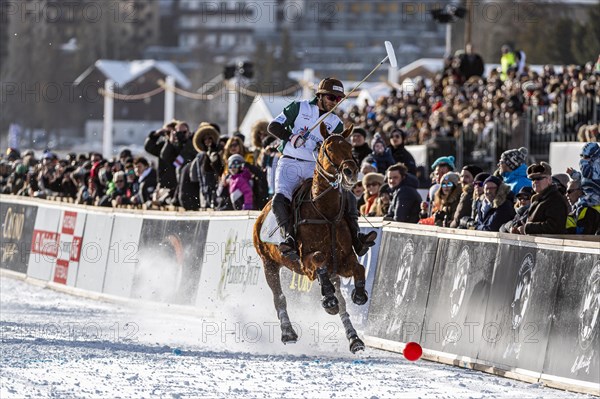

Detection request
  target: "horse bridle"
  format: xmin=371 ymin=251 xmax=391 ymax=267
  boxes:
xmin=312 ymin=134 xmax=357 ymax=192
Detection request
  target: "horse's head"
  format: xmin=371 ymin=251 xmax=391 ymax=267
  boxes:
xmin=317 ymin=123 xmax=358 ymax=190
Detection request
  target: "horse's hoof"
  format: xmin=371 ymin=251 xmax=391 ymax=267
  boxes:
xmin=351 ymin=288 xmax=368 ymax=305
xmin=322 ymin=295 xmax=339 ymax=315
xmin=349 ymin=336 xmax=365 ymax=354
xmin=281 ymin=325 xmax=298 ymax=344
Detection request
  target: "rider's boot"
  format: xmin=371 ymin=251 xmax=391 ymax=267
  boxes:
xmin=272 ymin=193 xmax=299 ymax=261
xmin=346 ymin=191 xmax=377 ymax=257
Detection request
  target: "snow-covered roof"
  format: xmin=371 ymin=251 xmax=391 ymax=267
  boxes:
xmin=74 ymin=60 xmax=191 ymax=89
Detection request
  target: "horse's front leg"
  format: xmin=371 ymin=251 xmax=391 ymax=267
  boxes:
xmin=306 ymin=251 xmax=339 ymax=315
xmin=350 ymin=258 xmax=368 ymax=305
xmin=331 ymin=275 xmax=365 ymax=354
xmin=263 ymin=259 xmax=297 ymax=344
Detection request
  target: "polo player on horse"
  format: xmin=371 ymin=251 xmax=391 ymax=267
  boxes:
xmin=267 ymin=77 xmax=377 ymax=260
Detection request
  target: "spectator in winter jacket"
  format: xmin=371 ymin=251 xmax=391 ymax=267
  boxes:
xmin=474 ymin=176 xmax=516 ymax=231
xmin=500 ymin=186 xmax=533 ymax=233
xmin=220 ymin=154 xmax=254 ymax=210
xmin=450 ymin=164 xmax=483 ymax=228
xmin=384 ymin=163 xmax=422 ymax=223
xmin=144 ymin=121 xmax=178 ymax=194
xmin=515 ymin=162 xmax=569 ymax=235
xmin=360 ymin=172 xmax=385 ymax=216
xmin=350 ymin=127 xmax=372 ymax=167
xmin=189 ymin=122 xmax=224 ymax=209
xmin=388 ymin=129 xmax=416 ymax=175
xmin=131 ymin=157 xmax=157 ymax=205
xmin=426 ymin=155 xmax=456 ymax=213
xmin=565 ymin=179 xmax=600 ymax=234
xmin=567 ymin=142 xmax=600 ymax=208
xmin=364 ymin=134 xmax=396 ymax=175
xmin=433 ymin=172 xmax=462 ymax=227
xmin=160 ymin=121 xmax=197 ymax=206
xmin=497 ymin=147 xmax=531 ymax=195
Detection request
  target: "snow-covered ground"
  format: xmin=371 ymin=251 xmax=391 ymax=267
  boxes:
xmin=0 ymin=276 xmax=594 ymax=398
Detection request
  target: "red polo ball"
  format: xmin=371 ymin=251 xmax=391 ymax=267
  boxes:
xmin=403 ymin=342 xmax=422 ymax=361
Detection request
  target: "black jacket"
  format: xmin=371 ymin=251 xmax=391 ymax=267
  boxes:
xmin=352 ymin=143 xmax=372 ymax=166
xmin=144 ymin=132 xmax=177 ymax=190
xmin=385 ymin=174 xmax=422 ymax=223
xmin=389 ymin=145 xmax=416 ymax=175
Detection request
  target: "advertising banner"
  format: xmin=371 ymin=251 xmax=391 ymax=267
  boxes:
xmin=422 ymin=238 xmax=498 ymax=359
xmin=27 ymin=206 xmax=61 ymax=281
xmin=477 ymin=243 xmax=563 ymax=373
xmin=51 ymin=210 xmax=86 ymax=286
xmin=131 ymin=217 xmax=209 ymax=305
xmin=542 ymin=252 xmax=599 ymax=385
xmin=75 ymin=213 xmax=114 ymax=292
xmin=195 ymin=218 xmax=270 ymax=314
xmin=102 ymin=215 xmax=143 ymax=298
xmin=366 ymin=230 xmax=438 ymax=343
xmin=0 ymin=201 xmax=37 ymax=273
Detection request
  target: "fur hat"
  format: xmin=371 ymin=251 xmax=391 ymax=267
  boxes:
xmin=431 ymin=155 xmax=455 ymax=171
xmin=526 ymin=161 xmax=552 ymax=179
xmin=362 ymin=172 xmax=385 ymax=189
xmin=500 ymin=147 xmax=528 ymax=170
xmin=193 ymin=122 xmax=220 ymax=152
xmin=483 ymin=175 xmax=502 ymax=187
xmin=316 ymin=77 xmax=344 ymax=98
xmin=462 ymin=164 xmax=483 ymax=179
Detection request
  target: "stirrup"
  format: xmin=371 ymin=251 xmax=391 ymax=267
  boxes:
xmin=279 ymin=237 xmax=299 ymax=261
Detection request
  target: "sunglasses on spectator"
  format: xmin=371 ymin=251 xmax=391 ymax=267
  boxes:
xmin=474 ymin=181 xmax=484 ymax=187
xmin=230 ymin=142 xmax=240 ymax=147
xmin=366 ymin=182 xmax=380 ymax=187
xmin=530 ymin=176 xmax=546 ymax=181
xmin=567 ymin=188 xmax=582 ymax=194
xmin=324 ymin=94 xmax=342 ymax=103
xmin=441 ymin=182 xmax=454 ymax=188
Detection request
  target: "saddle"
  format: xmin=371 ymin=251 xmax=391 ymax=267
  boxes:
xmin=259 ymin=179 xmax=313 ymax=243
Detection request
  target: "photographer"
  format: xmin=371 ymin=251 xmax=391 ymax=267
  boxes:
xmin=144 ymin=121 xmax=177 ymax=196
xmin=159 ymin=121 xmax=198 ymax=208
xmin=189 ymin=122 xmax=224 ymax=209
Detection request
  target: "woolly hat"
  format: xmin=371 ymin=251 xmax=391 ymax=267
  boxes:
xmin=362 ymin=172 xmax=385 ymax=189
xmin=227 ymin=154 xmax=245 ymax=169
xmin=500 ymin=147 xmax=528 ymax=170
xmin=526 ymin=161 xmax=552 ymax=179
xmin=378 ymin=183 xmax=391 ymax=197
xmin=473 ymin=172 xmax=491 ymax=184
xmin=484 ymin=175 xmax=502 ymax=187
xmin=516 ymin=186 xmax=534 ymax=199
xmin=552 ymin=173 xmax=570 ymax=190
xmin=193 ymin=122 xmax=220 ymax=152
xmin=462 ymin=164 xmax=483 ymax=179
xmin=581 ymin=142 xmax=600 ymax=159
xmin=431 ymin=155 xmax=455 ymax=171
xmin=371 ymin=134 xmax=386 ymax=149
xmin=351 ymin=127 xmax=367 ymax=138
xmin=441 ymin=171 xmax=460 ymax=186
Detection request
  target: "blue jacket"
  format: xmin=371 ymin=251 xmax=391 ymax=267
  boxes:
xmin=385 ymin=174 xmax=422 ymax=223
xmin=475 ymin=184 xmax=516 ymax=231
xmin=502 ymin=163 xmax=531 ymax=195
xmin=364 ymin=149 xmax=396 ymax=175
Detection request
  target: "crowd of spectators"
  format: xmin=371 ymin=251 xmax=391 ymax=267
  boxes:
xmin=2 ymin=51 xmax=599 ymax=236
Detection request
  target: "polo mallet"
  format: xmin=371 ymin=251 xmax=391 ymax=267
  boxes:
xmin=307 ymin=41 xmax=397 ymax=133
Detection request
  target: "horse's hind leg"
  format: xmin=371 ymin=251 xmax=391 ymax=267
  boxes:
xmin=331 ymin=275 xmax=365 ymax=354
xmin=263 ymin=260 xmax=298 ymax=344
xmin=307 ymin=252 xmax=339 ymax=315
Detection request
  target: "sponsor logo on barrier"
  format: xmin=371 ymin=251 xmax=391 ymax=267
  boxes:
xmin=503 ymin=252 xmax=535 ymax=360
xmin=3 ymin=207 xmax=24 ymax=240
xmin=49 ymin=211 xmax=83 ymax=285
xmin=31 ymin=230 xmax=60 ymax=257
xmin=571 ymin=261 xmax=600 ymax=375
xmin=511 ymin=253 xmax=535 ymax=330
xmin=450 ymin=246 xmax=470 ymax=318
xmin=385 ymin=239 xmax=415 ymax=337
xmin=217 ymin=232 xmax=260 ymax=297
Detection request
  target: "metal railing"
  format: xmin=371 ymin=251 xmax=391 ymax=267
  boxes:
xmin=456 ymin=94 xmax=599 ymax=170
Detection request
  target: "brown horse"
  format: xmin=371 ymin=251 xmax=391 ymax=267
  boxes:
xmin=253 ymin=123 xmax=368 ymax=353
